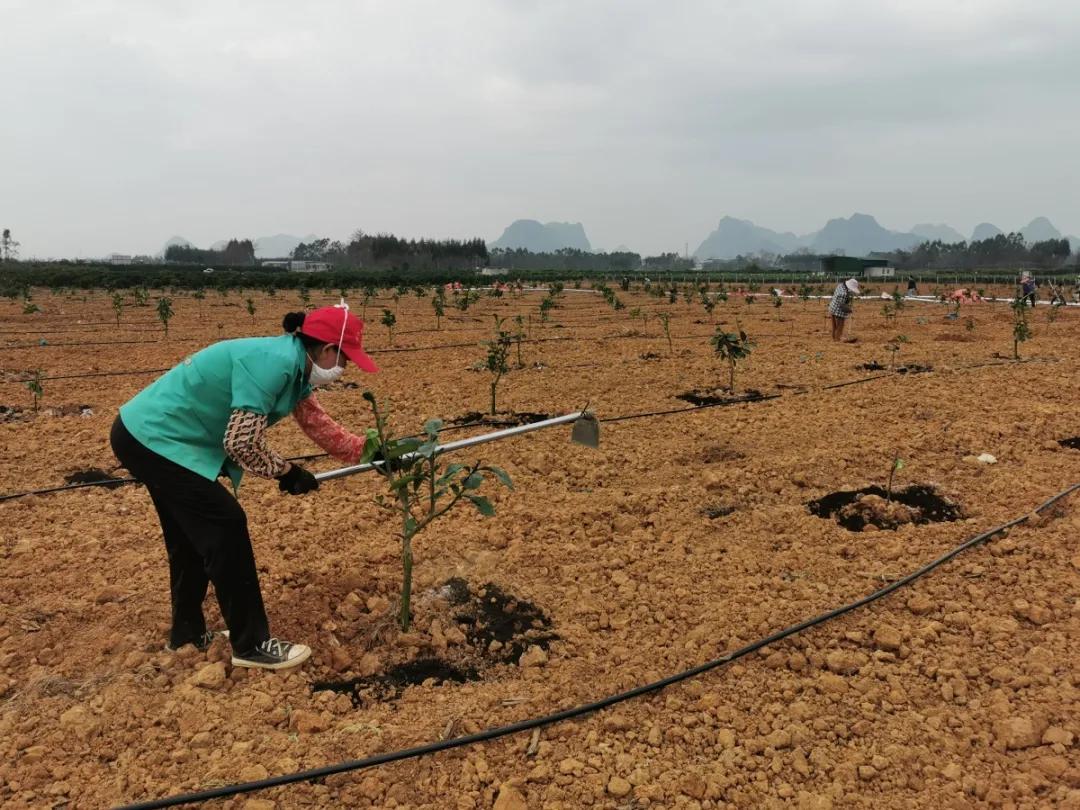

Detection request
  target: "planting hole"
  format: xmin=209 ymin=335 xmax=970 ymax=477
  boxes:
xmin=675 ymin=389 xmax=765 ymax=407
xmin=449 ymin=411 xmax=554 ymax=427
xmin=807 ymin=485 xmax=962 ymax=531
xmin=314 ymin=578 xmax=556 ymax=706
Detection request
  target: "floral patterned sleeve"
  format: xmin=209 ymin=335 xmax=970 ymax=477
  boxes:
xmin=293 ymin=395 xmax=367 ymax=464
xmin=223 ymin=410 xmax=289 ymax=478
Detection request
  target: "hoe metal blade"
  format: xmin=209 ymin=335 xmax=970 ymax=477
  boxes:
xmin=570 ymin=412 xmax=600 ymax=448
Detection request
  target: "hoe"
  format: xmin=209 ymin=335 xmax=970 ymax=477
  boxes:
xmin=314 ymin=409 xmax=600 ymax=484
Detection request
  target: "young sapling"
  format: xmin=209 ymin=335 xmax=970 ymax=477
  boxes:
xmin=381 ymin=308 xmax=396 ymax=345
xmin=245 ymin=297 xmax=256 ymax=324
xmin=485 ymin=316 xmax=512 ymax=415
xmin=886 ymin=454 xmax=904 ymax=503
xmin=710 ymin=323 xmax=754 ymax=392
xmin=156 ymin=297 xmax=174 ymax=337
xmin=359 ymin=392 xmax=512 ymax=631
xmin=111 ymin=292 xmax=124 ymax=326
xmin=658 ymin=312 xmax=673 ymax=355
xmin=26 ymin=369 xmax=43 ymax=412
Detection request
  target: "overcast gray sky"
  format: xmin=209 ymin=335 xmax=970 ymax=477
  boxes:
xmin=3 ymin=0 xmax=1079 ymax=258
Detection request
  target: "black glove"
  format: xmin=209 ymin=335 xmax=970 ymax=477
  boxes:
xmin=278 ymin=464 xmax=319 ymax=495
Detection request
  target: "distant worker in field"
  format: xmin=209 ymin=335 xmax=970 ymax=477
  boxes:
xmin=828 ymin=278 xmax=860 ymax=341
xmin=110 ymin=304 xmax=378 ymax=671
xmin=906 ymin=277 xmax=918 ymax=297
xmin=1020 ymin=272 xmax=1037 ymax=307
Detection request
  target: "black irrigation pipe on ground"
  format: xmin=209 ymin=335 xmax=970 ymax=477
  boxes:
xmin=116 ymin=482 xmax=1080 ymax=809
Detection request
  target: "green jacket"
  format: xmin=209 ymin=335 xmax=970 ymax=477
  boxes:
xmin=120 ymin=335 xmax=311 ymax=491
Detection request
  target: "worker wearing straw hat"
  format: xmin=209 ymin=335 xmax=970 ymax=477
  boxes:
xmin=828 ymin=278 xmax=860 ymax=341
xmin=110 ymin=303 xmax=377 ymax=671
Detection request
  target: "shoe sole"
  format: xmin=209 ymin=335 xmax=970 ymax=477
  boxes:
xmin=231 ymin=645 xmax=311 ymax=671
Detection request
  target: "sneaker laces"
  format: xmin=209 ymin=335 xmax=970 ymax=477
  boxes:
xmin=261 ymin=637 xmax=287 ymax=657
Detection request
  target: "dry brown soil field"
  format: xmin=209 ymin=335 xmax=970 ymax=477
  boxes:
xmin=1 ymin=283 xmax=1078 ymax=809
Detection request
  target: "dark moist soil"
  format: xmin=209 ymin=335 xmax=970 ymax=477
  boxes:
xmin=675 ymin=389 xmax=765 ymax=407
xmin=449 ymin=411 xmax=554 ymax=427
xmin=896 ymin=364 xmax=933 ymax=374
xmin=701 ymin=445 xmax=745 ymax=463
xmin=701 ymin=503 xmax=736 ymax=519
xmin=314 ymin=578 xmax=556 ymax=705
xmin=807 ymin=484 xmax=963 ymax=531
xmin=859 ymin=362 xmax=887 ymax=371
xmin=63 ymin=468 xmax=128 ymax=489
xmin=1058 ymin=437 xmax=1080 ymax=450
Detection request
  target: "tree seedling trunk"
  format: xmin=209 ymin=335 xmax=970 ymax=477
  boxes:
xmin=886 ymin=454 xmax=903 ymax=502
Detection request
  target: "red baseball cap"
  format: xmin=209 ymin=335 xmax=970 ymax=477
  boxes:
xmin=300 ymin=304 xmax=379 ymax=373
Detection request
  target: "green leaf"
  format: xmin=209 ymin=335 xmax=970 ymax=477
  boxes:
xmin=362 ymin=391 xmax=376 ymax=404
xmin=436 ymin=463 xmax=466 ymax=485
xmin=463 ymin=472 xmax=484 ymax=490
xmin=404 ymin=516 xmax=417 ymax=536
xmin=482 ymin=465 xmax=513 ymax=490
xmin=466 ymin=495 xmax=495 ymax=516
xmin=423 ymin=418 xmax=443 ymax=438
xmin=417 ymin=440 xmax=438 ymax=458
xmin=893 ymin=458 xmax=905 ymax=471
xmin=390 ymin=474 xmax=419 ymax=491
xmin=387 ymin=439 xmax=421 ymax=458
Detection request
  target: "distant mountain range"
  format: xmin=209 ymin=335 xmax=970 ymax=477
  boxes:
xmin=694 ymin=214 xmax=1076 ymax=259
xmin=489 ymin=220 xmax=591 ymax=252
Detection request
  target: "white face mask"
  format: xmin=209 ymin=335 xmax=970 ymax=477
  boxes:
xmin=307 ymin=349 xmax=343 ymax=388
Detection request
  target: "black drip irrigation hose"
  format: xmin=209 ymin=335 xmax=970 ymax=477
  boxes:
xmin=115 ymin=482 xmax=1080 ymax=810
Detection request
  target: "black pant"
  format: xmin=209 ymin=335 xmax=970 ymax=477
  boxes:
xmin=110 ymin=415 xmax=269 ymax=654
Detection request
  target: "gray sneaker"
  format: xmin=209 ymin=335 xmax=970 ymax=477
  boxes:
xmin=231 ymin=637 xmax=311 ymax=671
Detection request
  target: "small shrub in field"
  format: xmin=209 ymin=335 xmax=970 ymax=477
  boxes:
xmin=245 ymin=297 xmax=256 ymax=324
xmin=799 ymin=283 xmax=812 ymax=303
xmin=431 ymin=292 xmax=445 ymax=330
xmin=744 ymin=294 xmax=755 ymax=305
xmin=359 ymin=392 xmax=511 ymax=631
xmin=700 ymin=291 xmax=716 ymax=319
xmin=658 ymin=312 xmax=673 ymax=354
xmin=668 ymin=287 xmax=677 ymax=304
xmin=539 ymin=296 xmax=555 ymax=323
xmin=298 ymin=286 xmax=311 ymax=308
xmin=156 ymin=297 xmax=174 ymax=337
xmin=23 ymin=302 xmax=40 ymax=314
xmin=133 ymin=287 xmax=148 ymax=307
xmin=1011 ymin=298 xmax=1032 ymax=359
xmin=381 ymin=308 xmax=396 ymax=345
xmin=711 ymin=323 xmax=754 ymax=391
xmin=26 ymin=369 xmax=43 ymax=411
xmin=881 ymin=303 xmax=896 ymax=325
xmin=361 ymin=283 xmax=377 ymax=319
xmin=964 ymin=316 xmax=976 ymax=332
xmin=111 ymin=292 xmax=124 ymax=326
xmin=485 ymin=316 xmax=512 ymax=415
